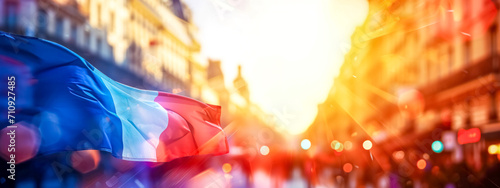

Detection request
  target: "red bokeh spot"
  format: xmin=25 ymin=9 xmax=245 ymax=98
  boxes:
xmin=343 ymin=163 xmax=353 ymax=173
xmin=71 ymin=150 xmax=101 ymax=174
xmin=0 ymin=122 xmax=40 ymax=164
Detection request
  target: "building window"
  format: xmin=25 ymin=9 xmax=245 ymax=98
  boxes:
xmin=71 ymin=24 xmax=78 ymax=44
xmin=426 ymin=60 xmax=431 ymax=84
xmin=37 ymin=9 xmax=48 ymax=35
xmin=437 ymin=47 xmax=442 ymax=79
xmin=490 ymin=25 xmax=497 ymax=57
xmin=465 ymin=41 xmax=471 ymax=66
xmin=441 ymin=45 xmax=449 ymax=77
xmin=448 ymin=46 xmax=454 ymax=72
xmin=96 ymin=37 xmax=102 ymax=55
xmin=84 ymin=30 xmax=90 ymax=49
xmin=87 ymin=0 xmax=92 ymax=14
xmin=5 ymin=2 xmax=18 ymax=31
xmin=109 ymin=12 xmax=115 ymax=32
xmin=55 ymin=17 xmax=64 ymax=38
xmin=96 ymin=4 xmax=101 ymax=27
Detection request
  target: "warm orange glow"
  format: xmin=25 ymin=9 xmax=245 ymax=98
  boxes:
xmin=423 ymin=153 xmax=430 ymax=160
xmin=344 ymin=141 xmax=353 ymax=150
xmin=488 ymin=145 xmax=499 ymax=155
xmin=393 ymin=151 xmax=405 ymax=160
xmin=417 ymin=159 xmax=427 ymax=170
xmin=71 ymin=150 xmax=101 ymax=174
xmin=397 ymin=89 xmax=424 ymax=118
xmin=432 ymin=166 xmax=440 ymax=174
xmin=193 ymin=0 xmax=369 ymax=135
xmin=222 ymin=163 xmax=232 ymax=173
xmin=53 ymin=0 xmax=70 ymax=5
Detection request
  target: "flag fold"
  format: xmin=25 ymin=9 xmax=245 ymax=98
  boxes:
xmin=0 ymin=32 xmax=228 ymax=162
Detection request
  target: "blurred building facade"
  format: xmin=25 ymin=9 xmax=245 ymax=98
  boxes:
xmin=306 ymin=0 xmax=500 ymax=187
xmin=0 ymin=1 xmax=287 ymax=187
xmin=0 ymin=0 xmax=204 ymax=95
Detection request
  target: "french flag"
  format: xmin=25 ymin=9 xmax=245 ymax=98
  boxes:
xmin=0 ymin=32 xmax=228 ymax=162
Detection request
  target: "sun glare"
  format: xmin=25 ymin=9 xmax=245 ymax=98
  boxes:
xmin=186 ymin=0 xmax=369 ymax=134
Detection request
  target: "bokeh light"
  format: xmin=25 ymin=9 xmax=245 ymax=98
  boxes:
xmin=417 ymin=159 xmax=427 ymax=170
xmin=335 ymin=143 xmax=344 ymax=152
xmin=0 ymin=123 xmax=40 ymax=164
xmin=344 ymin=141 xmax=353 ymax=150
xmin=331 ymin=140 xmax=343 ymax=152
xmin=260 ymin=145 xmax=270 ymax=156
xmin=343 ymin=163 xmax=353 ymax=173
xmin=432 ymin=141 xmax=444 ymax=153
xmin=488 ymin=145 xmax=499 ymax=155
xmin=5 ymin=0 xmax=500 ymax=187
xmin=423 ymin=153 xmax=430 ymax=160
xmin=301 ymin=139 xmax=311 ymax=150
xmin=222 ymin=163 xmax=232 ymax=173
xmin=71 ymin=150 xmax=100 ymax=174
xmin=393 ymin=151 xmax=405 ymax=160
xmin=363 ymin=140 xmax=372 ymax=150
xmin=331 ymin=140 xmax=340 ymax=150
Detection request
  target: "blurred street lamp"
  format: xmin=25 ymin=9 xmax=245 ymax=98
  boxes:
xmin=260 ymin=145 xmax=270 ymax=156
xmin=488 ymin=144 xmax=499 ymax=155
xmin=362 ymin=140 xmax=372 ymax=150
xmin=301 ymin=139 xmax=311 ymax=150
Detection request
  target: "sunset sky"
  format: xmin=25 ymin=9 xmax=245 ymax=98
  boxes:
xmin=184 ymin=0 xmax=369 ymax=134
